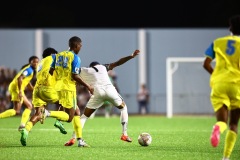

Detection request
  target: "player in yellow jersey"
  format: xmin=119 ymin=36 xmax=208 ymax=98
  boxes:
xmin=20 ymin=36 xmax=93 ymax=147
xmin=203 ymin=15 xmax=240 ymax=160
xmin=0 ymin=56 xmax=39 ymax=130
xmin=19 ymin=48 xmax=69 ymax=146
xmin=50 ymin=36 xmax=94 ymax=147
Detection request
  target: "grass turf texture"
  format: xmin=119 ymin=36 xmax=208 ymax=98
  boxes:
xmin=0 ymin=116 xmax=240 ymax=160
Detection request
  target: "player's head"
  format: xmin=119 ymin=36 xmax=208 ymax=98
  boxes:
xmin=28 ymin=56 xmax=38 ymax=63
xmin=29 ymin=56 xmax=39 ymax=69
xmin=229 ymin=15 xmax=240 ymax=35
xmin=69 ymin=36 xmax=82 ymax=54
xmin=20 ymin=56 xmax=39 ymax=70
xmin=89 ymin=61 xmax=100 ymax=67
xmin=42 ymin=47 xmax=58 ymax=58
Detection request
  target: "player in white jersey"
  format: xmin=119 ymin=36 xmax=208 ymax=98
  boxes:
xmin=64 ymin=49 xmax=140 ymax=146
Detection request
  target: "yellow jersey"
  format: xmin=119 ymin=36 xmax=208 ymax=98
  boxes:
xmin=205 ymin=35 xmax=240 ymax=86
xmin=52 ymin=51 xmax=81 ymax=91
xmin=35 ymin=56 xmax=56 ymax=87
xmin=9 ymin=64 xmax=35 ymax=92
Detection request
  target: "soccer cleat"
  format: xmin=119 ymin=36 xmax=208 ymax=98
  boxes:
xmin=64 ymin=138 xmax=76 ymax=146
xmin=40 ymin=108 xmax=49 ymax=124
xmin=54 ymin=120 xmax=67 ymax=134
xmin=78 ymin=139 xmax=90 ymax=147
xmin=210 ymin=125 xmax=220 ymax=147
xmin=120 ymin=134 xmax=132 ymax=142
xmin=20 ymin=128 xmax=28 ymax=146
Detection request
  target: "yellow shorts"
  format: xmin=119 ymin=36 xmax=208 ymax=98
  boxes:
xmin=32 ymin=86 xmax=58 ymax=107
xmin=211 ymin=82 xmax=240 ymax=112
xmin=9 ymin=89 xmax=24 ymax=103
xmin=58 ymin=90 xmax=77 ymax=109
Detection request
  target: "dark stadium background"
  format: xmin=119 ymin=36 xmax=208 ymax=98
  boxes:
xmin=1 ymin=1 xmax=240 ymax=28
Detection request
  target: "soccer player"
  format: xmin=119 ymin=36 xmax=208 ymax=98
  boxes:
xmin=46 ymin=36 xmax=93 ymax=147
xmin=203 ymin=15 xmax=240 ymax=160
xmin=0 ymin=55 xmax=39 ymax=130
xmin=19 ymin=47 xmax=70 ymax=146
xmin=64 ymin=49 xmax=140 ymax=146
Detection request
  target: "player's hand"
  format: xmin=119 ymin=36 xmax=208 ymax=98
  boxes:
xmin=132 ymin=50 xmax=140 ymax=57
xmin=88 ymin=85 xmax=94 ymax=95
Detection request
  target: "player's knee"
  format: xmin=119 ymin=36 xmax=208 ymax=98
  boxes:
xmin=116 ymin=101 xmax=125 ymax=109
xmin=84 ymin=108 xmax=96 ymax=117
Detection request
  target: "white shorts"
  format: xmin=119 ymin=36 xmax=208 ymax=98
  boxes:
xmin=86 ymin=85 xmax=123 ymax=109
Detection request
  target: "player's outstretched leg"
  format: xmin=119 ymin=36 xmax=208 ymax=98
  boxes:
xmin=54 ymin=120 xmax=67 ymax=134
xmin=119 ymin=104 xmax=132 ymax=143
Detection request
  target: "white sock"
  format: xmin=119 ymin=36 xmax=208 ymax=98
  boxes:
xmin=19 ymin=123 xmax=25 ymax=128
xmin=120 ymin=105 xmax=128 ymax=135
xmin=45 ymin=109 xmax=50 ymax=117
xmin=80 ymin=114 xmax=88 ymax=128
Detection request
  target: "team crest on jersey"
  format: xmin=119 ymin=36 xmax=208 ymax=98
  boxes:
xmin=23 ymin=70 xmax=28 ymax=76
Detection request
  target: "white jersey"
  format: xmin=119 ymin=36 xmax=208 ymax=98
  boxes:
xmin=80 ymin=64 xmax=123 ymax=109
xmin=80 ymin=64 xmax=112 ymax=87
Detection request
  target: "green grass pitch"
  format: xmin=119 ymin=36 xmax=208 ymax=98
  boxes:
xmin=0 ymin=115 xmax=239 ymax=160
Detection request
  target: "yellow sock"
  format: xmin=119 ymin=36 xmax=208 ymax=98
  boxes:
xmin=25 ymin=121 xmax=33 ymax=132
xmin=50 ymin=111 xmax=69 ymax=121
xmin=216 ymin=121 xmax=227 ymax=133
xmin=72 ymin=116 xmax=82 ymax=138
xmin=223 ymin=130 xmax=237 ymax=158
xmin=21 ymin=108 xmax=31 ymax=125
xmin=0 ymin=109 xmax=16 ymax=118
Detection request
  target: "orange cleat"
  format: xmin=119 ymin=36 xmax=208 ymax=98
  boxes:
xmin=64 ymin=138 xmax=76 ymax=146
xmin=120 ymin=134 xmax=132 ymax=142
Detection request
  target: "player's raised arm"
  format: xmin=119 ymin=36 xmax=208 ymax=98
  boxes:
xmin=108 ymin=49 xmax=140 ymax=70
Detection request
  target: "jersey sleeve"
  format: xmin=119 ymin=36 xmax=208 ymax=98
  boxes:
xmin=72 ymin=54 xmax=81 ymax=74
xmin=103 ymin=64 xmax=110 ymax=71
xmin=22 ymin=67 xmax=33 ymax=77
xmin=205 ymin=42 xmax=215 ymax=59
xmin=50 ymin=54 xmax=56 ymax=68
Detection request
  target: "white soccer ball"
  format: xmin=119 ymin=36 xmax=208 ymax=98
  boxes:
xmin=138 ymin=132 xmax=152 ymax=146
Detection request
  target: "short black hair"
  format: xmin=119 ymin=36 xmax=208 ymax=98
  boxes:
xmin=21 ymin=55 xmax=38 ymax=69
xmin=42 ymin=47 xmax=58 ymax=58
xmin=229 ymin=15 xmax=240 ymax=35
xmin=89 ymin=61 xmax=100 ymax=67
xmin=69 ymin=36 xmax=82 ymax=49
xmin=28 ymin=56 xmax=39 ymax=63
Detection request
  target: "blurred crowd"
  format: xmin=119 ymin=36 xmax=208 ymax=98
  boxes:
xmin=0 ymin=66 xmax=18 ymax=112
